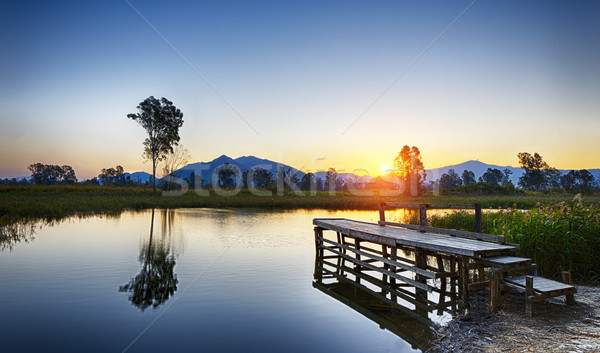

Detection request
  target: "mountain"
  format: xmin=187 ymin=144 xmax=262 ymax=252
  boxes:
xmin=123 ymin=171 xmax=153 ymax=184
xmin=171 ymin=155 xmax=305 ymax=184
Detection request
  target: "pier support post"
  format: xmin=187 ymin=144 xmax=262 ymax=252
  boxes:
xmin=459 ymin=256 xmax=470 ymax=313
xmin=561 ymin=271 xmax=575 ymax=305
xmin=490 ymin=269 xmax=500 ymax=312
xmin=415 ymin=249 xmax=428 ymax=318
xmin=525 ymin=276 xmax=534 ymax=317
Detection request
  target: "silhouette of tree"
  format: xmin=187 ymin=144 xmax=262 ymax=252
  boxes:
xmin=501 ymin=168 xmax=513 ymax=186
xmin=439 ymin=169 xmax=462 ymax=189
xmin=28 ymin=163 xmax=77 ymax=185
xmin=393 ymin=145 xmax=425 ymax=196
xmin=119 ymin=209 xmax=178 ymax=311
xmin=325 ymin=168 xmax=338 ymax=193
xmin=561 ymin=169 xmax=596 ymax=193
xmin=517 ymin=152 xmax=557 ymax=191
xmin=480 ymin=168 xmax=503 ymax=186
xmin=461 ymin=170 xmax=476 ymax=185
xmin=252 ymin=167 xmax=273 ymax=189
xmin=300 ymin=172 xmax=316 ymax=191
xmin=98 ymin=165 xmax=125 ymax=186
xmin=127 ymin=96 xmax=184 ymax=191
xmin=161 ymin=145 xmax=191 ymax=190
xmin=216 ymin=163 xmax=238 ymax=189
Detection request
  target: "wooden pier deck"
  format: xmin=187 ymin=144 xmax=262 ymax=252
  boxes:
xmin=313 ymin=203 xmax=576 ymax=318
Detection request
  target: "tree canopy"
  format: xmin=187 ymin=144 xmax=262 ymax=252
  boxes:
xmin=128 ymin=96 xmax=184 ymax=191
xmin=393 ymin=145 xmax=425 ymax=196
xmin=517 ymin=152 xmax=558 ymax=191
xmin=28 ymin=163 xmax=77 ymax=185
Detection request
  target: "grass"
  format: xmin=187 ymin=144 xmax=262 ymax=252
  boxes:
xmin=2 ymin=185 xmax=600 ymax=221
xmin=403 ymin=195 xmax=600 ymax=283
xmin=2 ymin=185 xmax=599 ymax=282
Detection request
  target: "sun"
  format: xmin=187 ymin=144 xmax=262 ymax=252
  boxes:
xmin=380 ymin=164 xmax=390 ymax=176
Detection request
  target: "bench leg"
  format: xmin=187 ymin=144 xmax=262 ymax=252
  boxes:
xmin=525 ymin=275 xmax=534 ymax=317
xmin=490 ymin=269 xmax=500 ymax=312
xmin=561 ymin=271 xmax=576 ymax=305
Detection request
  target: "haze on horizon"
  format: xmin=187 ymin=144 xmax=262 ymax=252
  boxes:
xmin=1 ymin=0 xmax=599 ymax=180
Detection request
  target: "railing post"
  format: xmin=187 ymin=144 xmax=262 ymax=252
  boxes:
xmin=475 ymin=203 xmax=482 ymax=233
xmin=379 ymin=202 xmax=386 ymax=226
xmin=419 ymin=204 xmax=427 ymax=232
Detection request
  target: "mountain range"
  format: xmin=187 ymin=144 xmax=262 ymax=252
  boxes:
xmin=119 ymin=156 xmax=599 ymax=187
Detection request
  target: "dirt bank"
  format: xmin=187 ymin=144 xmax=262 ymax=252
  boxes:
xmin=427 ymin=285 xmax=600 ymax=352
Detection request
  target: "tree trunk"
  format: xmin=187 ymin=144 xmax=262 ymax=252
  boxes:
xmin=152 ymin=158 xmax=156 ymax=192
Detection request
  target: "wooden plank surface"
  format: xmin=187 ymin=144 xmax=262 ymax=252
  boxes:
xmin=475 ymin=256 xmax=532 ymax=270
xmin=314 ymin=218 xmax=514 ymax=257
xmin=379 ymin=221 xmax=505 ymax=243
xmin=504 ymin=275 xmax=576 ymax=294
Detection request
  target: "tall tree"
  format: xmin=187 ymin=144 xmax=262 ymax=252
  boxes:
xmin=128 ymin=96 xmax=184 ymax=191
xmin=461 ymin=170 xmax=476 ymax=185
xmin=517 ymin=152 xmax=556 ymax=191
xmin=98 ymin=165 xmax=125 ymax=186
xmin=252 ymin=167 xmax=273 ymax=189
xmin=501 ymin=168 xmax=513 ymax=186
xmin=299 ymin=172 xmax=316 ymax=191
xmin=480 ymin=168 xmax=503 ymax=186
xmin=216 ymin=163 xmax=238 ymax=189
xmin=325 ymin=168 xmax=338 ymax=193
xmin=439 ymin=169 xmax=462 ymax=189
xmin=393 ymin=145 xmax=425 ymax=196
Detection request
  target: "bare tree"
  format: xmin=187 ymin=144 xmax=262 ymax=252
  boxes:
xmin=161 ymin=145 xmax=191 ymax=189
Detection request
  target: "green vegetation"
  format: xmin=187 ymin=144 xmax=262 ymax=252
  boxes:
xmin=404 ymin=195 xmax=600 ymax=283
xmin=2 ymin=185 xmax=599 ymax=219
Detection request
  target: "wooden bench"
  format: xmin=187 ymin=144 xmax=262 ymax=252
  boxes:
xmin=493 ymin=272 xmax=576 ymax=317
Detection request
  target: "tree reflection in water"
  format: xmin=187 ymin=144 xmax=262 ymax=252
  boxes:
xmin=0 ymin=219 xmax=37 ymax=251
xmin=119 ymin=209 xmax=178 ymax=311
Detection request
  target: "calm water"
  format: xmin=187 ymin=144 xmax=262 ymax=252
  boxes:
xmin=0 ymin=209 xmax=437 ymax=353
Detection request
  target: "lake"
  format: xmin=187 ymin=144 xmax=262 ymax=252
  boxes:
xmin=0 ymin=208 xmax=445 ymax=352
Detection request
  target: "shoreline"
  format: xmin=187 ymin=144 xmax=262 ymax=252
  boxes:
xmin=427 ymin=285 xmax=600 ymax=352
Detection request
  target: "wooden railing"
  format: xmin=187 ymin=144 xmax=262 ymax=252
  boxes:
xmin=378 ymin=202 xmax=507 ymax=244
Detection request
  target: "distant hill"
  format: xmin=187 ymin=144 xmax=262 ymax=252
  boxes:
xmin=424 ymin=160 xmax=523 ymax=185
xmin=171 ymin=155 xmax=304 ymax=184
xmin=424 ymin=160 xmax=600 ymax=186
xmin=123 ymin=171 xmax=153 ymax=184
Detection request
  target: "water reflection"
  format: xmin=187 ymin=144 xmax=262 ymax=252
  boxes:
xmin=119 ymin=209 xmax=179 ymax=311
xmin=313 ymin=252 xmax=434 ymax=350
xmin=0 ymin=219 xmax=37 ymax=251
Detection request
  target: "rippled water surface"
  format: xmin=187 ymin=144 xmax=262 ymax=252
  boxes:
xmin=0 ymin=209 xmax=437 ymax=353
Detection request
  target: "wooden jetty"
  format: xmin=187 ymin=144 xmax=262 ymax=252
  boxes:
xmin=313 ymin=202 xmax=576 ymax=318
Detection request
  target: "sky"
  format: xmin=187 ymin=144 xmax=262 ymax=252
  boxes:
xmin=1 ymin=0 xmax=599 ymax=180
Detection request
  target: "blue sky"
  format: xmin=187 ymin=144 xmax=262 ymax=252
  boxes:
xmin=1 ymin=0 xmax=599 ymax=179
